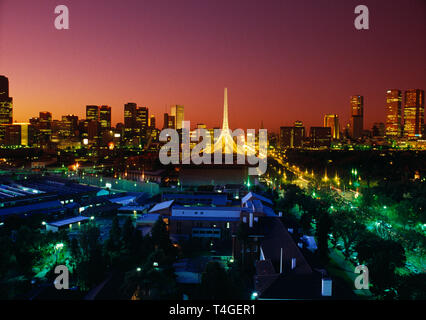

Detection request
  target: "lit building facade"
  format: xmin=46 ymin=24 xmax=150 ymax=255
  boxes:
xmin=171 ymin=105 xmax=184 ymax=130
xmin=86 ymin=105 xmax=100 ymax=122
xmin=323 ymin=114 xmax=339 ymax=139
xmin=350 ymin=95 xmax=364 ymax=139
xmin=4 ymin=123 xmax=34 ymax=146
xmin=124 ymin=102 xmax=137 ymax=139
xmin=310 ymin=126 xmax=331 ymax=147
xmin=0 ymin=75 xmax=13 ymax=143
xmin=279 ymin=122 xmax=305 ymax=148
xmin=403 ymin=89 xmax=424 ymax=138
xmin=385 ymin=89 xmax=402 ymax=137
xmin=100 ymin=105 xmax=111 ymax=131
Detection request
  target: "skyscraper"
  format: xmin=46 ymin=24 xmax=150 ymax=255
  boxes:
xmin=0 ymin=75 xmax=9 ymax=99
xmin=280 ymin=121 xmax=305 ymax=149
xmin=4 ymin=123 xmax=34 ymax=146
xmin=150 ymin=115 xmax=156 ymax=129
xmin=310 ymin=127 xmax=331 ymax=148
xmin=324 ymin=114 xmax=339 ymax=139
xmin=86 ymin=105 xmax=100 ymax=122
xmin=350 ymin=95 xmax=364 ymax=139
xmin=39 ymin=111 xmax=52 ymax=143
xmin=0 ymin=75 xmax=13 ymax=143
xmin=403 ymin=89 xmax=424 ymax=138
xmin=61 ymin=115 xmax=79 ymax=138
xmin=385 ymin=89 xmax=402 ymax=137
xmin=136 ymin=106 xmax=149 ymax=140
xmin=171 ymin=105 xmax=184 ymax=130
xmin=124 ymin=102 xmax=137 ymax=138
xmin=100 ymin=105 xmax=112 ymax=131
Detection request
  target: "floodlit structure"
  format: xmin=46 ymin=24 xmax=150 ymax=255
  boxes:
xmin=211 ymin=88 xmax=239 ymax=154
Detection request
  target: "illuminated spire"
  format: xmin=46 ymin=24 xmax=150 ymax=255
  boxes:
xmin=222 ymin=88 xmax=229 ymax=130
xmin=212 ymin=88 xmax=238 ymax=154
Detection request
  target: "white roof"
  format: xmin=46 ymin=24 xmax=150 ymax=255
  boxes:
xmin=148 ymin=200 xmax=174 ymax=213
xmin=241 ymin=192 xmax=273 ymax=205
xmin=48 ymin=216 xmax=89 ymax=227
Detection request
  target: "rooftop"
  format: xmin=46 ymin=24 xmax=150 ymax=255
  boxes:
xmin=47 ymin=216 xmax=90 ymax=227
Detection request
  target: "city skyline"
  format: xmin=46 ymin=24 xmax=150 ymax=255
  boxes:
xmin=1 ymin=74 xmax=425 ymax=136
xmin=0 ymin=0 xmax=425 ymax=132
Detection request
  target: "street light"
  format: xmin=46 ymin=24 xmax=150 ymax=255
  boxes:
xmin=251 ymin=292 xmax=258 ymax=300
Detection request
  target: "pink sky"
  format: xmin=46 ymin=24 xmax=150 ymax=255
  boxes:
xmin=0 ymin=0 xmax=425 ymax=132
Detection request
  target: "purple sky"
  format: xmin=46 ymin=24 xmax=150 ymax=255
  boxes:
xmin=0 ymin=0 xmax=425 ymax=132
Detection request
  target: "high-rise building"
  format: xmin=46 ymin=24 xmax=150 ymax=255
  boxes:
xmin=135 ymin=106 xmax=148 ymax=137
xmin=61 ymin=115 xmax=79 ymax=138
xmin=403 ymin=89 xmax=424 ymax=138
xmin=171 ymin=105 xmax=184 ymax=130
xmin=4 ymin=123 xmax=34 ymax=146
xmin=324 ymin=114 xmax=340 ymax=139
xmin=350 ymin=95 xmax=364 ymax=139
xmin=0 ymin=75 xmax=13 ymax=143
xmin=38 ymin=111 xmax=52 ymax=143
xmin=385 ymin=90 xmax=402 ymax=137
xmin=99 ymin=105 xmax=111 ymax=131
xmin=124 ymin=102 xmax=137 ymax=138
xmin=136 ymin=107 xmax=148 ymax=130
xmin=280 ymin=124 xmax=305 ymax=149
xmin=163 ymin=113 xmax=176 ymax=129
xmin=150 ymin=115 xmax=156 ymax=129
xmin=0 ymin=75 xmax=10 ymax=100
xmin=163 ymin=113 xmax=169 ymax=129
xmin=310 ymin=127 xmax=331 ymax=147
xmin=86 ymin=105 xmax=100 ymax=122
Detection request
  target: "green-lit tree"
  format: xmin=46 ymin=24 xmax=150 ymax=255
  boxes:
xmin=355 ymin=233 xmax=406 ymax=296
xmin=316 ymin=210 xmax=331 ymax=263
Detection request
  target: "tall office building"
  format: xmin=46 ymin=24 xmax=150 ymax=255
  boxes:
xmin=135 ymin=106 xmax=149 ymax=140
xmin=280 ymin=123 xmax=305 ymax=149
xmin=124 ymin=102 xmax=137 ymax=138
xmin=403 ymin=89 xmax=424 ymax=138
xmin=149 ymin=115 xmax=156 ymax=129
xmin=324 ymin=114 xmax=340 ymax=139
xmin=38 ymin=111 xmax=52 ymax=143
xmin=171 ymin=105 xmax=184 ymax=130
xmin=61 ymin=115 xmax=79 ymax=138
xmin=385 ymin=90 xmax=402 ymax=137
xmin=100 ymin=105 xmax=111 ymax=131
xmin=350 ymin=95 xmax=364 ymax=139
xmin=0 ymin=75 xmax=10 ymax=100
xmin=4 ymin=123 xmax=34 ymax=146
xmin=163 ymin=113 xmax=169 ymax=129
xmin=163 ymin=113 xmax=176 ymax=129
xmin=0 ymin=76 xmax=13 ymax=143
xmin=136 ymin=107 xmax=148 ymax=129
xmin=86 ymin=105 xmax=100 ymax=122
xmin=310 ymin=127 xmax=331 ymax=147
